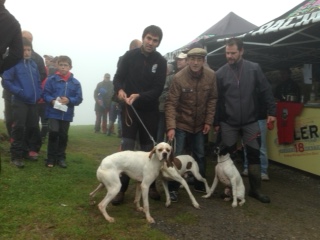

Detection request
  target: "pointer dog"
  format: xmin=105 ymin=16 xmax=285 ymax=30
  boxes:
xmin=160 ymin=155 xmax=210 ymax=208
xmin=202 ymin=145 xmax=245 ymax=207
xmin=89 ymin=142 xmax=173 ymax=223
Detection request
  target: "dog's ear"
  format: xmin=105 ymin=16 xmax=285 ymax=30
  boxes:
xmin=148 ymin=147 xmax=156 ymax=159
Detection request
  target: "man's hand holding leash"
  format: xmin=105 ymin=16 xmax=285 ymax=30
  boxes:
xmin=118 ymin=89 xmax=139 ymax=105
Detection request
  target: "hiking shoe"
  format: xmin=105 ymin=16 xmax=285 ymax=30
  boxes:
xmin=28 ymin=151 xmax=39 ymax=161
xmin=169 ymin=191 xmax=178 ymax=202
xmin=242 ymin=169 xmax=248 ymax=177
xmin=11 ymin=159 xmax=24 ymax=168
xmin=261 ymin=173 xmax=270 ymax=181
xmin=149 ymin=187 xmax=161 ymax=200
xmin=58 ymin=160 xmax=67 ymax=168
xmin=112 ymin=192 xmax=125 ymax=205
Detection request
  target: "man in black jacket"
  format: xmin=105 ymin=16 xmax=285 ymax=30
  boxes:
xmin=1 ymin=0 xmax=23 ymax=138
xmin=0 ymin=0 xmax=23 ymax=74
xmin=214 ymin=38 xmax=276 ymax=203
xmin=112 ymin=25 xmax=167 ymax=204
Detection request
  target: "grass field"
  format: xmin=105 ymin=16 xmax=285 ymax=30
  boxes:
xmin=0 ymin=122 xmax=173 ymax=240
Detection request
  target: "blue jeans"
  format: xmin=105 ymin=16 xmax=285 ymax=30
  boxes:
xmin=168 ymin=128 xmax=206 ymax=191
xmin=243 ymin=119 xmax=268 ymax=174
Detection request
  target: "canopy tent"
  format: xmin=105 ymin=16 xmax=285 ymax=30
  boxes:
xmin=164 ymin=12 xmax=257 ymax=62
xmin=206 ymin=0 xmax=320 ymax=71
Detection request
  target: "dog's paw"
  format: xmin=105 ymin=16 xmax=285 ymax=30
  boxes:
xmin=136 ymin=207 xmax=144 ymax=212
xmin=193 ymin=203 xmax=200 ymax=209
xmin=165 ymin=201 xmax=171 ymax=207
xmin=239 ymin=200 xmax=246 ymax=206
xmin=202 ymin=194 xmax=211 ymax=198
xmin=106 ymin=217 xmax=115 ymax=223
xmin=147 ymin=217 xmax=155 ymax=224
xmin=232 ymin=202 xmax=238 ymax=208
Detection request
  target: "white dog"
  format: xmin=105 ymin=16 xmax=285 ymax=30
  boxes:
xmin=202 ymin=145 xmax=245 ymax=207
xmin=89 ymin=142 xmax=173 ymax=223
xmin=160 ymin=155 xmax=210 ymax=209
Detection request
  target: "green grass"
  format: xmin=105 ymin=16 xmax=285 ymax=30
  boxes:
xmin=0 ymin=121 xmax=173 ymax=240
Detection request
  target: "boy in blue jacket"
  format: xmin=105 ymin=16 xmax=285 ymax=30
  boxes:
xmin=2 ymin=37 xmax=41 ymax=168
xmin=43 ymin=55 xmax=83 ymax=168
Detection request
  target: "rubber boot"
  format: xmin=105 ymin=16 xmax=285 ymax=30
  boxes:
xmin=248 ymin=164 xmax=271 ymax=203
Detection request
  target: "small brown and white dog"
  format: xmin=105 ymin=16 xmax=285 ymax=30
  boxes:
xmin=202 ymin=145 xmax=245 ymax=207
xmin=160 ymin=155 xmax=210 ymax=209
xmin=89 ymin=142 xmax=173 ymax=223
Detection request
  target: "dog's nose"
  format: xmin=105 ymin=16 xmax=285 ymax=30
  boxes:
xmin=163 ymin=152 xmax=167 ymax=159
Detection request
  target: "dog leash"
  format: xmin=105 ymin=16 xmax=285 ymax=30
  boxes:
xmin=235 ymin=132 xmax=261 ymax=154
xmin=129 ymin=104 xmax=157 ymax=147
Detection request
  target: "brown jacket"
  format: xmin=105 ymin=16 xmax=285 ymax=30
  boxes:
xmin=165 ymin=66 xmax=218 ymax=133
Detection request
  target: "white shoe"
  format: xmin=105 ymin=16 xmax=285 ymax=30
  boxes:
xmin=261 ymin=173 xmax=270 ymax=181
xmin=242 ymin=169 xmax=248 ymax=176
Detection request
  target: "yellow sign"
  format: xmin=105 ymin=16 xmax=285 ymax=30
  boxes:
xmin=267 ymin=107 xmax=320 ymax=176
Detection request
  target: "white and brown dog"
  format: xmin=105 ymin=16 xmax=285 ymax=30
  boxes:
xmin=160 ymin=155 xmax=210 ymax=209
xmin=89 ymin=142 xmax=173 ymax=223
xmin=202 ymin=145 xmax=245 ymax=207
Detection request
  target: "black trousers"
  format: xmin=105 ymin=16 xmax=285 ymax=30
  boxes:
xmin=10 ymin=100 xmax=39 ymax=159
xmin=47 ymin=119 xmax=70 ymax=162
xmin=121 ymin=105 xmax=159 ymax=148
xmin=4 ymin=97 xmax=13 ymax=137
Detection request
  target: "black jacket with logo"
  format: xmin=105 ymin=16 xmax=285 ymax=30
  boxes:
xmin=113 ymin=47 xmax=167 ymax=111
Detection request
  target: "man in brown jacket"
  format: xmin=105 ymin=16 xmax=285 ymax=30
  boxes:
xmin=165 ymin=48 xmax=218 ymax=200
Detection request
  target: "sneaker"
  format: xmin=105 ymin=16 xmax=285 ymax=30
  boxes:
xmin=58 ymin=160 xmax=67 ymax=168
xmin=11 ymin=159 xmax=24 ymax=168
xmin=149 ymin=187 xmax=161 ymax=200
xmin=169 ymin=191 xmax=178 ymax=202
xmin=112 ymin=192 xmax=125 ymax=205
xmin=261 ymin=173 xmax=270 ymax=181
xmin=45 ymin=159 xmax=55 ymax=168
xmin=242 ymin=169 xmax=248 ymax=176
xmin=28 ymin=151 xmax=39 ymax=161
